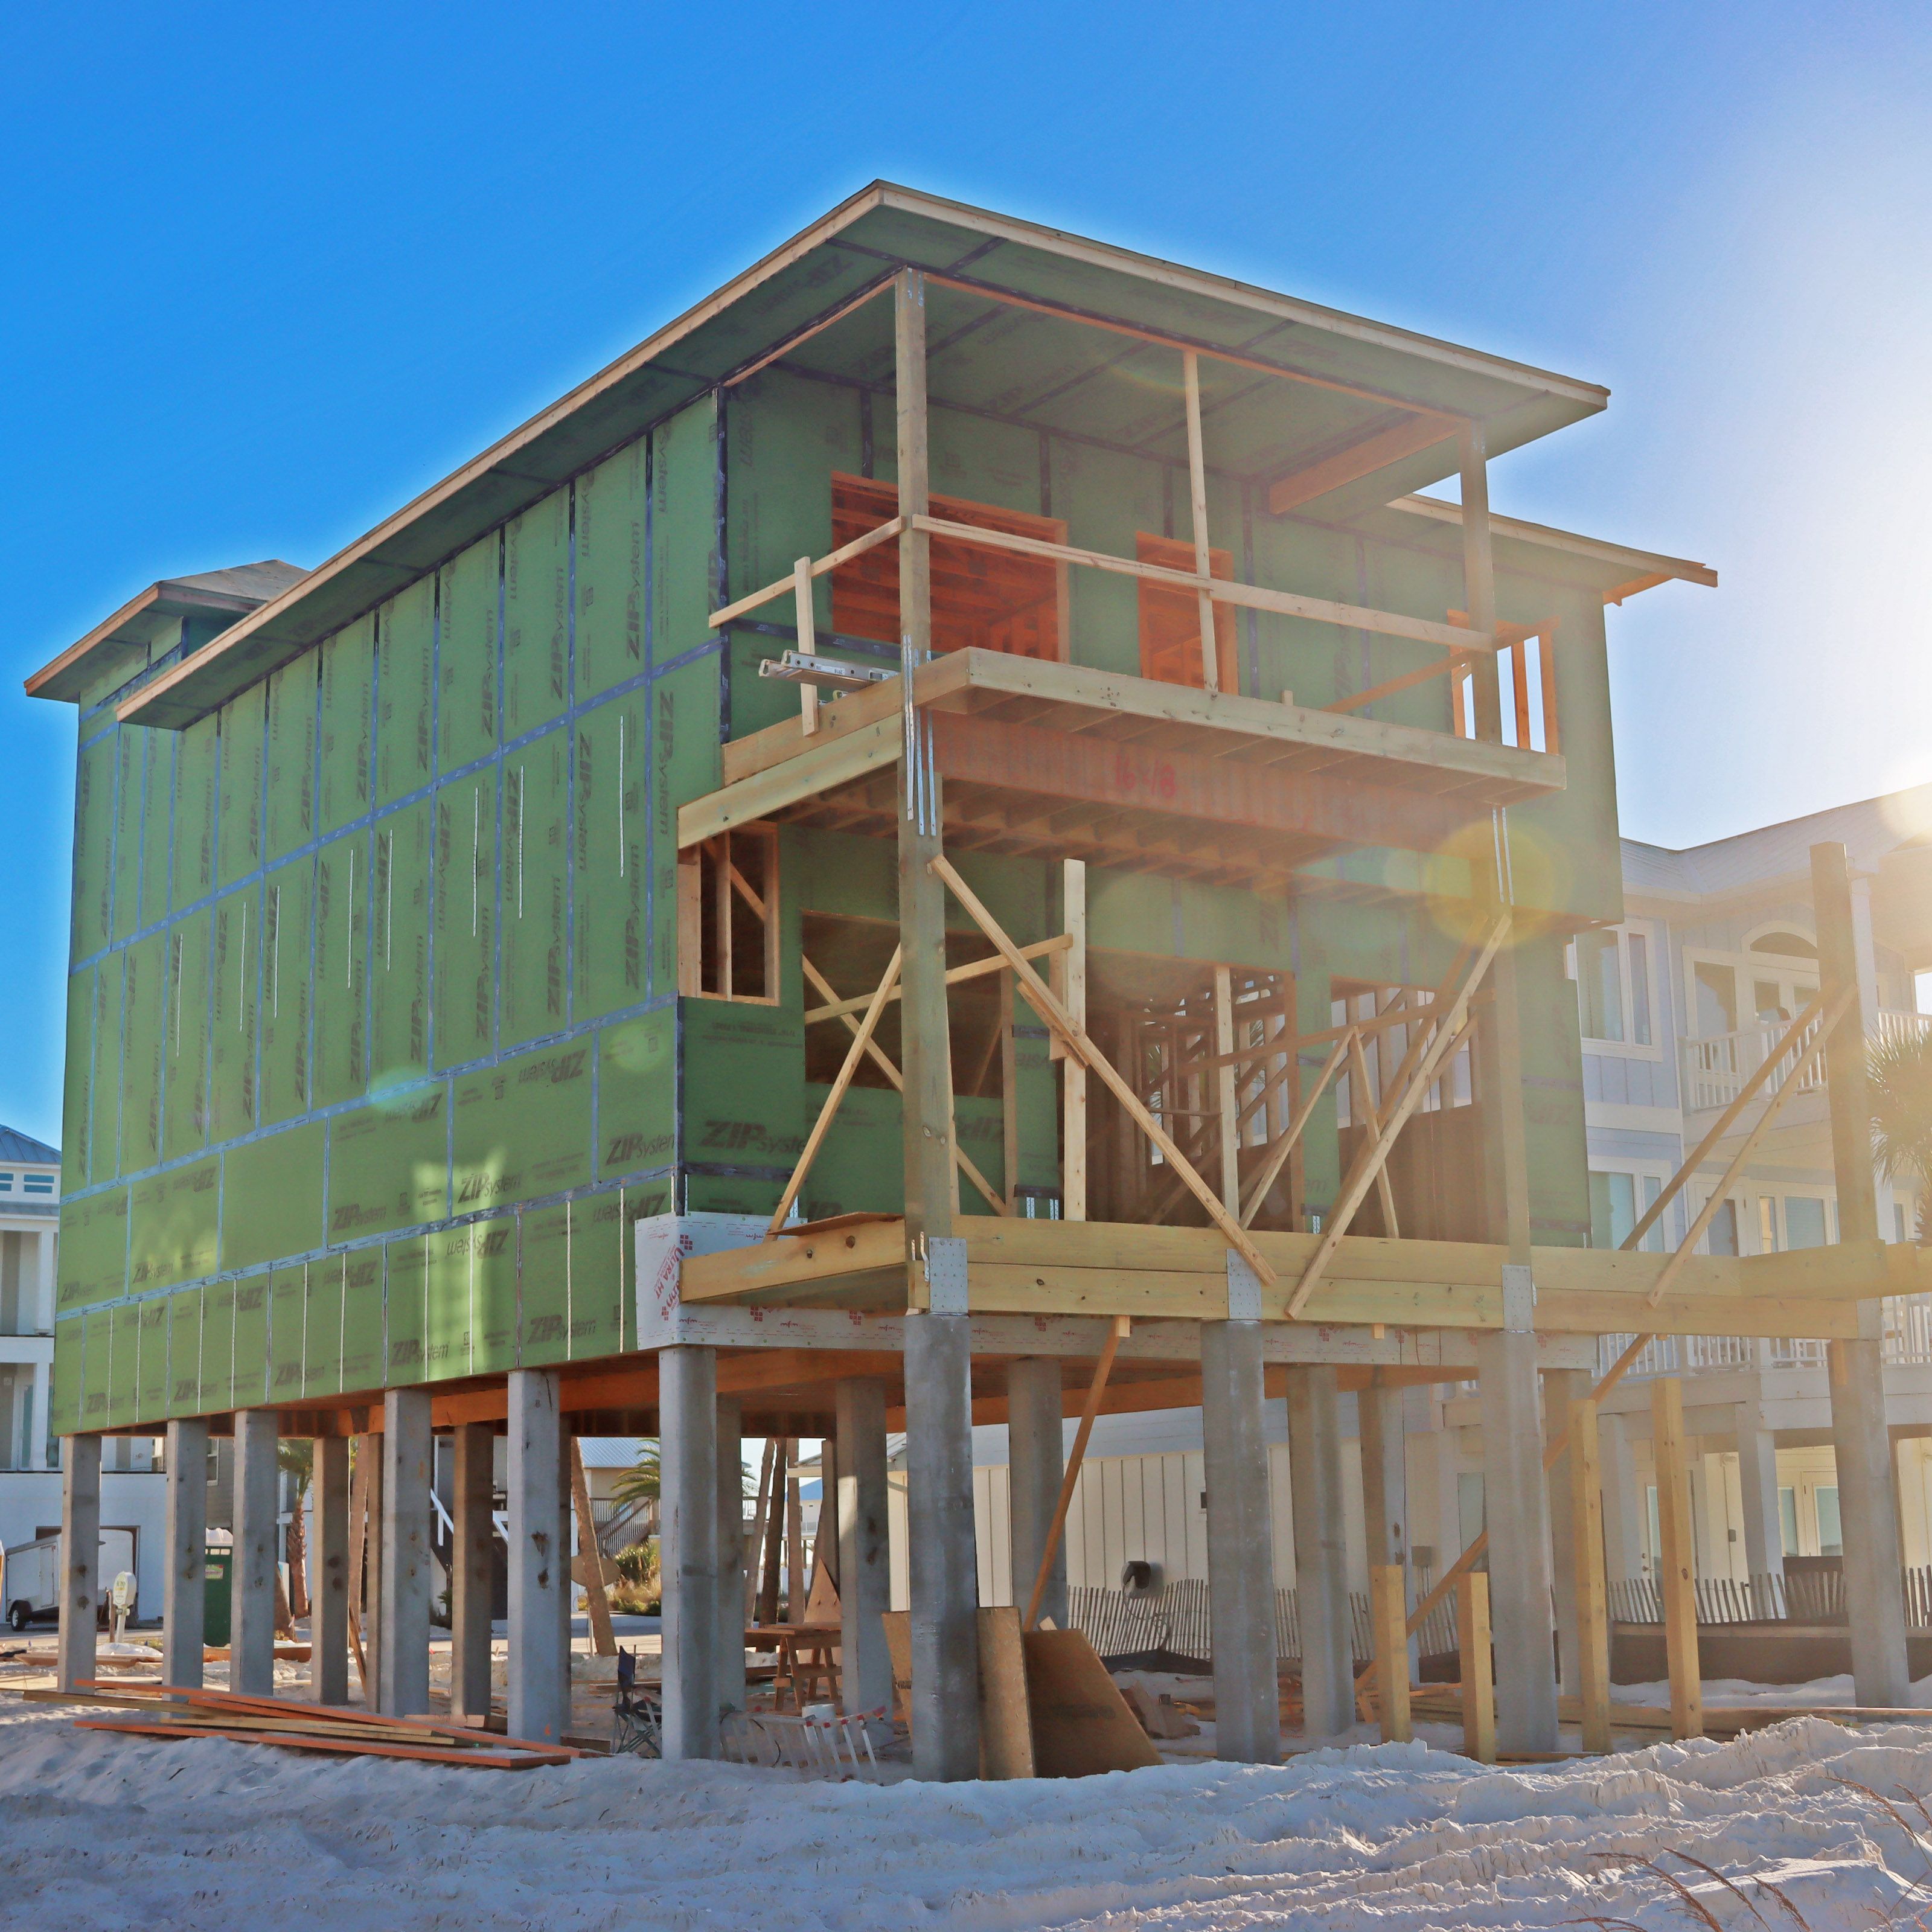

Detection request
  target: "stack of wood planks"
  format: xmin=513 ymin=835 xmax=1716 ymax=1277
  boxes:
xmin=34 ymin=1681 xmax=580 ymax=1770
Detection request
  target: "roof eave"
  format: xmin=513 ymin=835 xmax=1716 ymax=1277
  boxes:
xmin=1389 ymin=494 xmax=1718 ymax=598
xmin=27 ymin=579 xmax=278 ymax=705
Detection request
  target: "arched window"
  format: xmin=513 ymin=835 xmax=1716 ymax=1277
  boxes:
xmin=1747 ymin=927 xmax=1817 ymax=959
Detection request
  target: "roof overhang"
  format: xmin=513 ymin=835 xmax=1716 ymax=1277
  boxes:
xmin=102 ymin=182 xmax=1613 ymax=732
xmin=28 ymin=577 xmax=275 ymax=706
xmin=1387 ymin=494 xmax=1717 ymax=603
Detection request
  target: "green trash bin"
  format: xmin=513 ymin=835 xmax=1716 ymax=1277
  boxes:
xmin=203 ymin=1547 xmax=231 ymax=1648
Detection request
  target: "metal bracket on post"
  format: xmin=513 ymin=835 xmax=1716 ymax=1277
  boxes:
xmin=1500 ymin=1262 xmax=1536 ymax=1333
xmin=923 ymin=1236 xmax=969 ymax=1316
xmin=1226 ymin=1250 xmax=1264 ymax=1322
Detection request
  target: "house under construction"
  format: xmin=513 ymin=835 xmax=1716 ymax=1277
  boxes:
xmin=31 ymin=184 xmax=1927 ymax=1773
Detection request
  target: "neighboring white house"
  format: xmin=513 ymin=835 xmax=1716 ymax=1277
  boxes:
xmin=0 ymin=1127 xmax=168 ymax=1620
xmin=1541 ymin=784 xmax=1932 ymax=1594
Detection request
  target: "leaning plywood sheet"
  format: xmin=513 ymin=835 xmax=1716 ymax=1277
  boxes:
xmin=1023 ymin=1630 xmax=1160 ymax=1777
xmin=977 ymin=1607 xmax=1035 ymax=1780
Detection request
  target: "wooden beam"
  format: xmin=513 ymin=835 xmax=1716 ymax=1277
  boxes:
xmin=1626 ymin=988 xmax=1830 ymax=1250
xmin=896 ymin=266 xmax=955 ymax=1275
xmin=792 ymin=558 xmax=820 ymax=735
xmin=1323 ymin=652 xmax=1463 ymax=718
xmin=1569 ymin=1393 xmax=1611 ymax=1753
xmin=1457 ymin=1570 xmax=1495 ymax=1762
xmin=994 ymin=968 xmax=1019 ymax=1212
xmin=1642 ymin=987 xmax=1852 ymax=1307
xmin=1024 ymin=1317 xmax=1128 ymax=1628
xmin=1652 ymin=1376 xmax=1703 ymax=1741
xmin=930 ymin=854 xmax=1278 ymax=1289
xmin=913 ymin=514 xmax=1497 ymax=657
xmin=1239 ymin=1029 xmax=1351 ymax=1227
xmin=706 ymin=515 xmax=903 ymax=631
xmin=1181 ymin=350 xmax=1220 ymax=693
xmin=1459 ymin=424 xmax=1503 ymax=743
xmin=804 ymin=935 xmax=1069 ymax=1025
xmin=1285 ymin=921 xmax=1506 ymax=1317
xmin=1349 ymin=1026 xmax=1401 ymax=1238
xmin=799 ymin=952 xmax=1007 ymax=1217
xmin=1062 ymin=860 xmax=1087 ymax=1221
xmin=1213 ymin=964 xmax=1240 ymax=1212
xmin=679 ymin=714 xmax=901 ymax=848
xmin=767 ymin=947 xmax=903 ymax=1236
xmin=346 ymin=1436 xmax=371 ymax=1699
xmin=1268 ymin=409 xmax=1459 ymax=516
xmin=569 ymin=1440 xmax=618 ymax=1659
xmin=1371 ymin=1563 xmax=1412 ymax=1744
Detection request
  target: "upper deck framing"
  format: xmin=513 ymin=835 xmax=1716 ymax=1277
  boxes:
xmin=680 ymin=647 xmax=1562 ymax=892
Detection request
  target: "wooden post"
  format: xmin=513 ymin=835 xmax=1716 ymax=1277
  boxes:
xmin=1181 ymin=350 xmax=1220 ymax=694
xmin=1062 ymin=859 xmax=1087 ymax=1221
xmin=1024 ymin=1316 xmax=1129 ymax=1628
xmin=1456 ymin=1569 xmax=1494 ymax=1763
xmin=1371 ymin=1563 xmax=1412 ymax=1744
xmin=759 ymin=1437 xmax=788 ymax=1625
xmin=1213 ymin=964 xmax=1240 ymax=1213
xmin=1239 ymin=1029 xmax=1351 ymax=1227
xmin=746 ymin=1437 xmax=776 ymax=1621
xmin=935 ymin=855 xmax=1276 ymax=1285
xmin=1000 ymin=969 xmax=1020 ymax=1212
xmin=1813 ymin=838 xmax=1910 ymax=1707
xmin=785 ymin=1450 xmax=805 ymax=1622
xmin=895 ymin=266 xmax=953 ymax=1254
xmin=1286 ymin=923 xmax=1507 ymax=1316
xmin=1652 ymin=1377 xmax=1703 ymax=1741
xmin=793 ymin=558 xmax=819 ymax=735
xmin=569 ymin=1439 xmax=617 ymax=1659
xmin=346 ymin=1434 xmax=371 ymax=1697
xmin=1348 ymin=1028 xmax=1400 ymax=1237
xmin=1458 ymin=424 xmax=1502 ymax=743
xmin=1569 ymin=1393 xmax=1612 ymax=1752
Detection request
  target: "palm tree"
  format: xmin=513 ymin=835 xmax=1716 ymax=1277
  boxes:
xmin=610 ymin=1442 xmax=661 ymax=1514
xmin=1870 ymin=1026 xmax=1932 ymax=1241
xmin=278 ymin=1439 xmax=315 ymax=1619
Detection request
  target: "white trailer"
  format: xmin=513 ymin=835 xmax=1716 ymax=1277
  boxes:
xmin=2 ymin=1526 xmax=136 ymax=1630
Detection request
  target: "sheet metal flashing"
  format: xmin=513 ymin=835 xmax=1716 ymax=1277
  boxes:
xmin=101 ymin=182 xmax=1611 ymax=734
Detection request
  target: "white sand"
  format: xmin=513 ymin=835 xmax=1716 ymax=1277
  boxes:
xmin=7 ymin=1701 xmax=1932 ymax=1929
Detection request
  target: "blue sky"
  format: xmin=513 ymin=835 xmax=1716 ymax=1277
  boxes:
xmin=2 ymin=0 xmax=1927 ymax=1144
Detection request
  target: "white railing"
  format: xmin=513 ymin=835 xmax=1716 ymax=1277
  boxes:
xmin=1887 ymin=1293 xmax=1932 ymax=1366
xmin=1680 ymin=1011 xmax=1828 ymax=1114
xmin=1598 ymin=1295 xmax=1932 ymax=1381
xmin=1873 ymin=1009 xmax=1932 ymax=1055
xmin=1681 ymin=1008 xmax=1931 ymax=1115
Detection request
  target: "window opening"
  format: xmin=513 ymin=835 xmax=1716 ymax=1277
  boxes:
xmin=678 ymin=823 xmax=779 ymax=1003
xmin=1694 ymin=961 xmax=1738 ymax=1037
xmin=1572 ymin=926 xmax=1654 ymax=1047
xmin=828 ymin=473 xmax=1066 ymax=661
xmin=1590 ymin=1170 xmax=1664 ymax=1251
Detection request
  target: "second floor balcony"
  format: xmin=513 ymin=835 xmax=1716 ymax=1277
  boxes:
xmin=1680 ymin=1007 xmax=1932 ymax=1118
